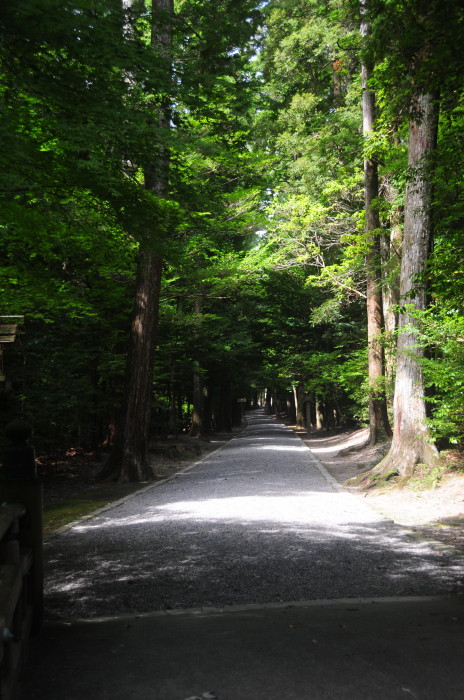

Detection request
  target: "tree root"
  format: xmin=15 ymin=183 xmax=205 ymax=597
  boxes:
xmin=346 ymin=440 xmax=442 ymax=491
xmin=345 ymin=460 xmax=398 ymax=490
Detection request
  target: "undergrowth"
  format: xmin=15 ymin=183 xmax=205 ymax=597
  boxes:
xmin=407 ymin=448 xmax=464 ymax=492
xmin=43 ymin=483 xmax=146 ymax=532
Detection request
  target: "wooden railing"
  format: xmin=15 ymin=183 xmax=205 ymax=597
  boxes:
xmin=0 ymin=504 xmax=34 ymax=699
xmin=0 ymin=419 xmax=43 ymax=700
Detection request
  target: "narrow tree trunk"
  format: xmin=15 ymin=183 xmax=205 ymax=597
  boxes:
xmin=203 ymin=382 xmax=213 ymax=433
xmin=252 ymin=391 xmax=259 ymax=409
xmin=232 ymin=399 xmax=243 ymax=427
xmin=265 ymin=391 xmax=273 ymax=415
xmin=381 ymin=217 xmax=402 ymax=339
xmin=305 ymin=397 xmax=312 ymax=432
xmin=315 ymin=399 xmax=324 ymax=431
xmin=380 ymin=217 xmax=402 ymax=397
xmin=189 ymin=297 xmax=207 ymax=438
xmin=284 ymin=393 xmax=293 ymax=422
xmin=218 ymin=380 xmax=233 ymax=432
xmin=361 ymin=2 xmax=392 ymax=444
xmin=168 ymin=360 xmax=177 ymax=434
xmin=332 ymin=57 xmax=343 ymax=106
xmin=189 ymin=361 xmax=204 ymax=437
xmin=292 ymin=384 xmax=305 ymax=428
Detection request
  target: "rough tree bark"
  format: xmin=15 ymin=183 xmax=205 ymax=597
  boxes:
xmin=168 ymin=359 xmax=178 ymax=434
xmin=315 ymin=398 xmax=324 ymax=431
xmin=352 ymin=88 xmax=440 ymax=485
xmin=292 ymin=383 xmax=305 ymax=428
xmin=189 ymin=296 xmax=209 ymax=439
xmin=102 ymin=253 xmax=163 ymax=482
xmin=380 ymin=208 xmax=402 ymax=386
xmin=189 ymin=361 xmax=204 ymax=437
xmin=217 ymin=380 xmax=233 ymax=432
xmin=102 ymin=0 xmax=173 ymax=482
xmin=361 ymin=1 xmax=392 ymax=445
xmin=304 ymin=399 xmax=312 ymax=432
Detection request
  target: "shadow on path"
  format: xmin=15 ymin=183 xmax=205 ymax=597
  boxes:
xmin=20 ymin=409 xmax=464 ymax=699
xmin=22 ymin=597 xmax=464 ymax=700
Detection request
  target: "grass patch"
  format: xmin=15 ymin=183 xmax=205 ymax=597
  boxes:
xmin=408 ymin=463 xmax=447 ymax=491
xmin=370 ymin=468 xmax=398 ymax=486
xmin=43 ymin=482 xmax=150 ymax=532
xmin=407 ymin=449 xmax=464 ymax=492
xmin=347 ymin=467 xmax=398 ymax=491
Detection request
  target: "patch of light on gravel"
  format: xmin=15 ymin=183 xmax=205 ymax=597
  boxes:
xmin=309 ymin=429 xmax=369 ymax=455
xmin=255 ymin=445 xmax=307 ymax=452
xmin=239 ymin=437 xmax=285 ymax=442
xmin=54 ymin=579 xmax=87 ymax=592
xmin=74 ymin=492 xmax=388 ymax=532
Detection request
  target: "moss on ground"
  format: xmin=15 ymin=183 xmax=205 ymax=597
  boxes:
xmin=43 ymin=482 xmax=150 ymax=532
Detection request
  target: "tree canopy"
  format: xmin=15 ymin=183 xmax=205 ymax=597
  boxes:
xmin=1 ymin=0 xmax=463 ymax=481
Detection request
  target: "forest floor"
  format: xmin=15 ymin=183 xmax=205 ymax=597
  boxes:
xmin=39 ymin=432 xmax=238 ymax=532
xmin=297 ymin=426 xmax=464 ymax=553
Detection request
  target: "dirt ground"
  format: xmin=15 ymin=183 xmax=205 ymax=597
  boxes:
xmin=301 ymin=427 xmax=464 ymax=553
xmin=38 ymin=433 xmax=237 ymax=506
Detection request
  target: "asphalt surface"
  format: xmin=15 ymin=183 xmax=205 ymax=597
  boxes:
xmin=21 ymin=410 xmax=464 ymax=699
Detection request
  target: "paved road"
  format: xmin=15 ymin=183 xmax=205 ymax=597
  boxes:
xmin=43 ymin=410 xmax=463 ymax=620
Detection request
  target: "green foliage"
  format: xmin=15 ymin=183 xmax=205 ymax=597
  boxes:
xmin=407 ymin=461 xmax=457 ymax=492
xmin=0 ymin=0 xmax=269 ymax=447
xmin=414 ymin=306 xmax=464 ymax=444
xmin=1 ymin=0 xmax=464 ymax=461
xmin=42 ymin=481 xmax=144 ymax=532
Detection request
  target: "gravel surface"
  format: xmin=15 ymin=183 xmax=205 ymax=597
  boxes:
xmin=44 ymin=411 xmax=464 ymax=620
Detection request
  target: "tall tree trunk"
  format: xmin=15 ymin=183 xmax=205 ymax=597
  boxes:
xmin=189 ymin=297 xmax=207 ymax=438
xmin=232 ymin=398 xmax=243 ymax=427
xmin=380 ymin=213 xmax=402 ymax=394
xmin=387 ymin=90 xmax=440 ymax=476
xmin=265 ymin=391 xmax=273 ymax=415
xmin=217 ymin=380 xmax=233 ymax=432
xmin=102 ymin=253 xmax=162 ymax=481
xmin=305 ymin=396 xmax=312 ymax=432
xmin=315 ymin=398 xmax=324 ymax=431
xmin=168 ymin=359 xmax=178 ymax=434
xmin=354 ymin=90 xmax=440 ymax=484
xmin=252 ymin=391 xmax=259 ymax=409
xmin=102 ymin=0 xmax=173 ymax=482
xmin=361 ymin=1 xmax=392 ymax=445
xmin=189 ymin=362 xmax=204 ymax=436
xmin=292 ymin=383 xmax=305 ymax=428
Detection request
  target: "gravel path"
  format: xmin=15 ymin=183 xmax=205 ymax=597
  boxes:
xmin=44 ymin=411 xmax=464 ymax=620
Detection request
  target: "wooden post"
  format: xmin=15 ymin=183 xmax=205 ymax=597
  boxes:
xmin=0 ymin=419 xmax=43 ymax=632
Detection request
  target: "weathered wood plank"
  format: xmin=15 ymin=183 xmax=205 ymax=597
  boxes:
xmin=0 ymin=505 xmax=26 ymax=542
xmin=1 ymin=638 xmax=24 ymax=700
xmin=0 ymin=565 xmax=22 ymax=628
xmin=20 ymin=549 xmax=32 ymax=577
xmin=0 ymin=541 xmax=20 ymax=565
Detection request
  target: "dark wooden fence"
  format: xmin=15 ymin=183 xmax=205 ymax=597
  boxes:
xmin=0 ymin=419 xmax=43 ymax=700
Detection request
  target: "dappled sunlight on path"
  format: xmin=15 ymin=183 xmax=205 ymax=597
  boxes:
xmin=43 ymin=410 xmax=464 ymax=620
xmin=73 ymin=491 xmax=385 ymax=529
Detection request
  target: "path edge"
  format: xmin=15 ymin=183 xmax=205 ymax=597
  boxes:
xmin=48 ymin=420 xmax=249 ymax=537
xmin=296 ymin=431 xmax=464 ymax=558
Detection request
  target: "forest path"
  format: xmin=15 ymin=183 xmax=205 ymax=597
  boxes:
xmin=43 ymin=409 xmax=463 ymax=619
xmin=21 ymin=410 xmax=464 ymax=700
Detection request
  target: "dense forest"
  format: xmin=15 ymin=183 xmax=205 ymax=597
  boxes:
xmin=1 ymin=0 xmax=463 ymax=483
